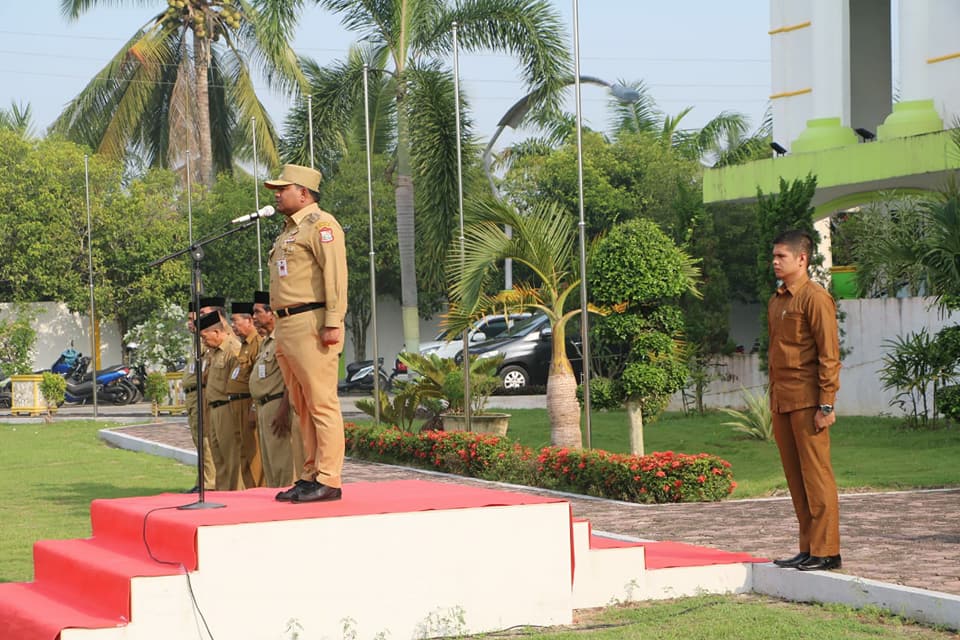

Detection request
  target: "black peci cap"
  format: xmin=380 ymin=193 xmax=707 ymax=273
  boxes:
xmin=231 ymin=302 xmax=254 ymax=315
xmin=197 ymin=311 xmax=221 ymax=331
xmin=253 ymin=290 xmax=270 ymax=306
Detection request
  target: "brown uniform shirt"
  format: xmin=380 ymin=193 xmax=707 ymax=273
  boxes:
xmin=767 ymin=274 xmax=841 ymax=413
xmin=268 ymin=202 xmax=347 ymax=327
xmin=205 ymin=335 xmax=241 ymax=403
xmin=225 ymin=331 xmax=261 ymax=395
xmin=248 ymin=331 xmax=284 ymax=400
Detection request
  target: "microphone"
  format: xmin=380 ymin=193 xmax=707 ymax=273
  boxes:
xmin=231 ymin=205 xmax=275 ymax=224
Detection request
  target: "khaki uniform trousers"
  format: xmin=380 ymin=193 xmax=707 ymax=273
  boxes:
xmin=256 ymin=397 xmax=298 ymax=488
xmin=772 ymin=406 xmax=841 ymax=557
xmin=230 ymin=397 xmax=263 ymax=488
xmin=275 ymin=309 xmax=344 ymax=488
xmin=209 ymin=402 xmax=242 ymax=490
xmin=186 ymin=388 xmax=216 ymax=489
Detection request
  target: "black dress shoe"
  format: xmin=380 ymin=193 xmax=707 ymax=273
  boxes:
xmin=291 ymin=483 xmax=342 ymax=503
xmin=797 ymin=554 xmax=842 ymax=571
xmin=773 ymin=552 xmax=810 ymax=568
xmin=275 ymin=479 xmax=314 ymax=502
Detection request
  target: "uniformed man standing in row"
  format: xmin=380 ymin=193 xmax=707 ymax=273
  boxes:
xmin=228 ymin=301 xmax=263 ymax=489
xmin=249 ymin=291 xmax=303 ymax=487
xmin=265 ymin=164 xmax=348 ymax=504
xmin=184 ymin=296 xmax=224 ymax=493
xmin=199 ymin=311 xmax=242 ymax=490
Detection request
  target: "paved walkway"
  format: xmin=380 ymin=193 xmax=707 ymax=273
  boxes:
xmin=111 ymin=419 xmax=960 ymax=597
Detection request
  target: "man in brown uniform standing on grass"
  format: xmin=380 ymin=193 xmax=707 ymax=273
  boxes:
xmin=768 ymin=230 xmax=842 ymax=572
xmin=265 ymin=164 xmax=348 ymax=503
xmin=228 ymin=301 xmax=263 ymax=488
xmin=199 ymin=311 xmax=242 ymax=490
xmin=250 ymin=291 xmax=302 ymax=487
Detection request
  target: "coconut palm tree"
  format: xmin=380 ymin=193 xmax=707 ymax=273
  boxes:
xmin=281 ymin=0 xmax=571 ymax=353
xmin=54 ymin=0 xmax=309 ymax=184
xmin=447 ymin=199 xmax=584 ymax=448
xmin=0 ymin=101 xmax=36 ymax=138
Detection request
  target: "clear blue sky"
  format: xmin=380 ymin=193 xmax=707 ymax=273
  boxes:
xmin=0 ymin=1 xmax=770 ymax=151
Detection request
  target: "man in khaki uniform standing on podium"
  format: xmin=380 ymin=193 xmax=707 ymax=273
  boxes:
xmin=266 ymin=164 xmax=347 ymax=503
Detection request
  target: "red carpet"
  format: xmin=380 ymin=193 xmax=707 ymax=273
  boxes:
xmin=0 ymin=480 xmax=563 ymax=640
xmin=590 ymin=534 xmax=767 ymax=569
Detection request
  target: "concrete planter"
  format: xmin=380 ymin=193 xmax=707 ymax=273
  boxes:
xmin=442 ymin=412 xmax=511 ymax=436
xmin=10 ymin=374 xmax=47 ymax=417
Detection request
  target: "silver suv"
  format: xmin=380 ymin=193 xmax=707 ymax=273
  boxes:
xmin=419 ymin=313 xmax=532 ymax=360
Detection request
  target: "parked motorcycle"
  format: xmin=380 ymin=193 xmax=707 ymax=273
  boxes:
xmin=60 ymin=355 xmax=137 ymax=405
xmin=337 ymin=357 xmax=392 ymax=395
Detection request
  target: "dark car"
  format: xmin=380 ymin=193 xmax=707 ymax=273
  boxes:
xmin=459 ymin=314 xmax=583 ymax=390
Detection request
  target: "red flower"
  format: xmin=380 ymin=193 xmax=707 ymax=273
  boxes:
xmin=655 ymin=470 xmax=666 ymax=478
xmin=697 ymin=475 xmax=706 ymax=483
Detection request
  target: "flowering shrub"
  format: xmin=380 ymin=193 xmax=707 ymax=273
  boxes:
xmin=345 ymin=423 xmax=736 ymax=504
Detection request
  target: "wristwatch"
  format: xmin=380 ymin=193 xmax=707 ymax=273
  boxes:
xmin=819 ymin=404 xmax=834 ymax=416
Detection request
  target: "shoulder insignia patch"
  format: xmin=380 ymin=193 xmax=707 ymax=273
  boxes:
xmin=319 ymin=226 xmax=335 ymax=243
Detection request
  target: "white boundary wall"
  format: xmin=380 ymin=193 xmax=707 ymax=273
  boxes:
xmin=670 ymin=297 xmax=958 ymax=416
xmin=0 ymin=302 xmax=123 ymax=372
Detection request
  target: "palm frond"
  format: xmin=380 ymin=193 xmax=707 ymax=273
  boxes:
xmin=720 ymin=387 xmax=773 ymax=441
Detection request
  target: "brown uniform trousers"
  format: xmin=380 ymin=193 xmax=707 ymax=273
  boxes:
xmin=768 ymin=275 xmax=842 ymax=557
xmin=206 ymin=335 xmax=242 ymax=490
xmin=269 ymin=203 xmax=348 ymax=489
xmin=249 ymin=331 xmax=299 ymax=487
xmin=226 ymin=332 xmax=263 ymax=489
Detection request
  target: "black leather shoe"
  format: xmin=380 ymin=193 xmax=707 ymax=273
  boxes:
xmin=773 ymin=552 xmax=810 ymax=568
xmin=275 ymin=479 xmax=314 ymax=502
xmin=797 ymin=554 xmax=842 ymax=571
xmin=291 ymin=483 xmax=342 ymax=503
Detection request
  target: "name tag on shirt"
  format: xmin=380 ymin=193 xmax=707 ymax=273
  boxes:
xmin=277 ymin=259 xmax=288 ymax=277
xmin=188 ymin=362 xmax=195 ymax=373
xmin=258 ymin=363 xmax=267 ymax=379
xmin=231 ymin=366 xmax=240 ymax=380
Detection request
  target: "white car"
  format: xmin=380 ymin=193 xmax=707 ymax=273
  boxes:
xmin=419 ymin=313 xmax=532 ymax=360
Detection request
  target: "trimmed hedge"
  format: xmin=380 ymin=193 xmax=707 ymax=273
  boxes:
xmin=345 ymin=423 xmax=736 ymax=504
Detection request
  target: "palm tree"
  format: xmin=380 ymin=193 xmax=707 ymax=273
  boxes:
xmin=281 ymin=0 xmax=571 ymax=353
xmin=447 ymin=199 xmax=584 ymax=448
xmin=0 ymin=101 xmax=36 ymax=137
xmin=54 ymin=0 xmax=309 ymax=184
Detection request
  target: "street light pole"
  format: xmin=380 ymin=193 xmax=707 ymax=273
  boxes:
xmin=571 ymin=0 xmax=592 ymax=449
xmin=452 ymin=22 xmax=471 ymax=432
xmin=363 ymin=64 xmax=381 ymax=423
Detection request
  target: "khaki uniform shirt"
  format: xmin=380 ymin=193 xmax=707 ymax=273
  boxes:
xmin=225 ymin=331 xmax=261 ymax=395
xmin=268 ymin=202 xmax=348 ymax=327
xmin=767 ymin=274 xmax=841 ymax=413
xmin=205 ymin=335 xmax=241 ymax=403
xmin=248 ymin=331 xmax=284 ymax=401
xmin=184 ymin=345 xmax=205 ymax=394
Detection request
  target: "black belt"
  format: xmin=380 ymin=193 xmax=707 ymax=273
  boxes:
xmin=257 ymin=392 xmax=285 ymax=406
xmin=275 ymin=302 xmax=325 ymax=318
xmin=209 ymin=393 xmax=251 ymax=409
xmin=184 ymin=385 xmax=197 ymax=393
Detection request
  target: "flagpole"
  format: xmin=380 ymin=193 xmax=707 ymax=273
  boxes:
xmin=84 ymin=155 xmax=98 ymax=418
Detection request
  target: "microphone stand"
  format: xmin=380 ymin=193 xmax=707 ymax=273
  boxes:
xmin=150 ymin=220 xmax=260 ymax=510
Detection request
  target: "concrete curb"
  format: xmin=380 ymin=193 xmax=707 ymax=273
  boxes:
xmin=98 ymin=426 xmax=960 ymax=631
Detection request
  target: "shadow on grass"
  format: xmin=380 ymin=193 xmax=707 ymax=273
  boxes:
xmin=29 ymin=482 xmax=190 ymax=518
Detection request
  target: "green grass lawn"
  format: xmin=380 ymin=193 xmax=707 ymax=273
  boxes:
xmin=1 ymin=420 xmax=956 ymax=638
xmin=488 ymin=594 xmax=958 ymax=639
xmin=0 ymin=420 xmax=194 ymax=583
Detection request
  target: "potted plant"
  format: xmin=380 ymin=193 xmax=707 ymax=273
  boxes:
xmin=398 ymin=351 xmax=510 ymax=435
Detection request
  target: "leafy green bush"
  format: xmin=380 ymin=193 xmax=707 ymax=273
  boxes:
xmin=0 ymin=306 xmax=37 ymax=377
xmin=40 ymin=372 xmax=66 ymax=410
xmin=345 ymin=423 xmax=736 ymax=503
xmin=936 ymin=385 xmax=960 ymax=423
xmin=144 ymin=372 xmax=170 ymax=404
xmin=880 ymin=328 xmax=955 ymax=428
xmin=576 ymin=376 xmax=622 ymax=411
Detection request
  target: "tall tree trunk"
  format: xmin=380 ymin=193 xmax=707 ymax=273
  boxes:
xmin=546 ymin=321 xmax=582 ymax=448
xmin=394 ymin=95 xmax=420 ymax=353
xmin=626 ymin=399 xmax=644 ymax=455
xmin=193 ymin=30 xmax=214 ymax=185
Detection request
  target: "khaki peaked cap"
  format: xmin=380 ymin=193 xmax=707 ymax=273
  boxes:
xmin=264 ymin=164 xmax=322 ymax=192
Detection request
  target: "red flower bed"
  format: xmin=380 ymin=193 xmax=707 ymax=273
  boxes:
xmin=345 ymin=424 xmax=735 ymax=504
